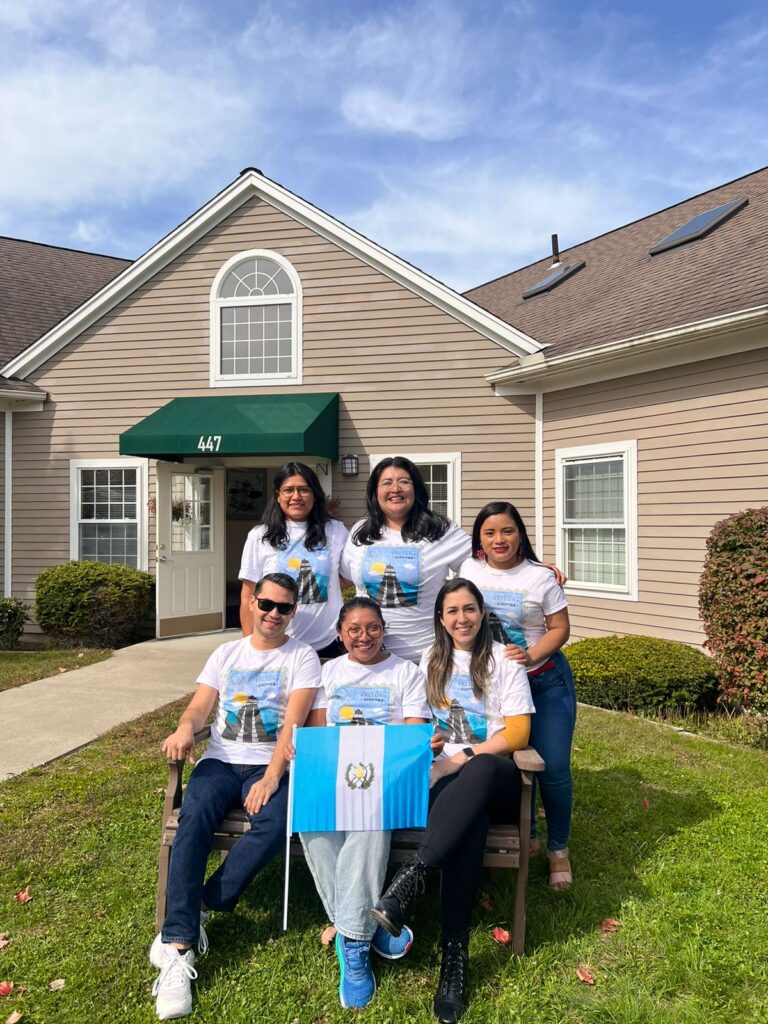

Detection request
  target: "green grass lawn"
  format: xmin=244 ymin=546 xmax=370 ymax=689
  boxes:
xmin=0 ymin=649 xmax=112 ymax=693
xmin=1 ymin=704 xmax=767 ymax=1024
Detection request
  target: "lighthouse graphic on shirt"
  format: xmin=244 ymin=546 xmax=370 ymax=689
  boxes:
xmin=432 ymin=674 xmax=487 ymax=744
xmin=481 ymin=590 xmax=528 ymax=648
xmin=361 ymin=547 xmax=421 ymax=608
xmin=278 ymin=540 xmax=330 ymax=604
xmin=220 ymin=669 xmax=282 ymax=742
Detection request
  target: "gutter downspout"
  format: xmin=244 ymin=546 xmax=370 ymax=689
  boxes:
xmin=4 ymin=410 xmax=11 ymax=597
xmin=534 ymin=392 xmax=543 ymax=557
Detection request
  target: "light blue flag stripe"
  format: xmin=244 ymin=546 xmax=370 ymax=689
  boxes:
xmin=382 ymin=723 xmax=432 ymax=830
xmin=291 ymin=727 xmax=340 ymax=833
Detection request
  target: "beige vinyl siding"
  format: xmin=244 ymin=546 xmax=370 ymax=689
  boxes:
xmin=13 ymin=195 xmax=535 ymax=613
xmin=0 ymin=414 xmax=4 ymax=590
xmin=542 ymin=346 xmax=768 ymax=646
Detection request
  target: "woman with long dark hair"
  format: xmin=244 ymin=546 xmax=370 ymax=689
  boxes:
xmin=341 ymin=457 xmax=471 ymax=661
xmin=460 ymin=501 xmax=575 ymax=889
xmin=371 ymin=578 xmax=534 ymax=1024
xmin=239 ymin=462 xmax=348 ymax=656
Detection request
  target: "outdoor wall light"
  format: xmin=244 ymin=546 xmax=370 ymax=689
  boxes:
xmin=341 ymin=454 xmax=359 ymax=476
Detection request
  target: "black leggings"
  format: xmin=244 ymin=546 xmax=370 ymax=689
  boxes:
xmin=418 ymin=754 xmax=522 ymax=941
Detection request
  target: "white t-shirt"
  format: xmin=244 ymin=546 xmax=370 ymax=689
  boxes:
xmin=313 ymin=652 xmax=430 ymax=725
xmin=459 ymin=558 xmax=568 ymax=670
xmin=197 ymin=636 xmax=321 ymax=765
xmin=419 ymin=643 xmax=535 ymax=758
xmin=239 ymin=519 xmax=349 ymax=650
xmin=341 ymin=521 xmax=471 ymax=662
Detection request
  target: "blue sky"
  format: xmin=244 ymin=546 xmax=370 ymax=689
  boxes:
xmin=1 ymin=0 xmax=767 ymax=289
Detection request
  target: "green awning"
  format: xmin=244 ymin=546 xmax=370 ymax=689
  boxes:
xmin=119 ymin=393 xmax=339 ymax=460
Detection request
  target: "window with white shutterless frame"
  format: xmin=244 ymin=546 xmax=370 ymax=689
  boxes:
xmin=209 ymin=249 xmax=303 ymax=387
xmin=368 ymin=453 xmax=462 ymax=521
xmin=69 ymin=459 xmax=148 ymax=570
xmin=555 ymin=440 xmax=637 ymax=601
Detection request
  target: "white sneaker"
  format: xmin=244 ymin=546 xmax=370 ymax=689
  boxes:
xmin=152 ymin=945 xmax=197 ymax=1020
xmin=150 ymin=914 xmax=209 ymax=969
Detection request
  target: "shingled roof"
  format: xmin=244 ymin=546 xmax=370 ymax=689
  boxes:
xmin=0 ymin=237 xmax=130 ymax=366
xmin=465 ymin=166 xmax=768 ymax=360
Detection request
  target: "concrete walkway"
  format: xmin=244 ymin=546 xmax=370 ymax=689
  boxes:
xmin=0 ymin=631 xmax=239 ymax=782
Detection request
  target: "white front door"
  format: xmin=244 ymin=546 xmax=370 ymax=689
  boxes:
xmin=156 ymin=463 xmax=226 ymax=637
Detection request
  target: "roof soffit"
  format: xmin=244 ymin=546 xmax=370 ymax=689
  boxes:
xmin=3 ymin=172 xmax=542 ymax=380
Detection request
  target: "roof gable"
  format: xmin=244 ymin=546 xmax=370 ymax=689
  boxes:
xmin=3 ymin=171 xmax=541 ymax=379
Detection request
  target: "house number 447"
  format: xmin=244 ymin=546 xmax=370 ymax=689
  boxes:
xmin=197 ymin=435 xmax=222 ymax=452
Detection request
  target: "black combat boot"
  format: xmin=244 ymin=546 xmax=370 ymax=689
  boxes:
xmin=433 ymin=937 xmax=469 ymax=1024
xmin=370 ymin=853 xmax=429 ymax=937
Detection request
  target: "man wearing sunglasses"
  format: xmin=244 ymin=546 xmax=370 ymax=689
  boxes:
xmin=150 ymin=573 xmax=321 ymax=1020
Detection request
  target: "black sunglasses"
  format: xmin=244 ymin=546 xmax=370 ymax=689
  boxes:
xmin=256 ymin=597 xmax=295 ymax=615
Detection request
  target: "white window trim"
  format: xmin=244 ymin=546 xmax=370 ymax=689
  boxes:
xmin=368 ymin=452 xmax=462 ymax=522
xmin=209 ymin=248 xmax=303 ymax=388
xmin=69 ymin=458 xmax=149 ymax=571
xmin=555 ymin=439 xmax=638 ymax=602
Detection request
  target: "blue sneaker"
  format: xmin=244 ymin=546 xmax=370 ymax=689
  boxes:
xmin=371 ymin=922 xmax=414 ymax=960
xmin=335 ymin=933 xmax=376 ymax=1009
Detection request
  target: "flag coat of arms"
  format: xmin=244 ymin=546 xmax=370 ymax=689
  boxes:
xmin=290 ymin=723 xmax=432 ymax=832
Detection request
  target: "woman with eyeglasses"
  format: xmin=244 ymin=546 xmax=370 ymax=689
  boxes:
xmin=240 ymin=462 xmax=349 ymax=657
xmin=341 ymin=458 xmax=471 ymax=662
xmin=300 ymin=596 xmax=434 ymax=1010
xmin=371 ymin=578 xmax=534 ymax=1024
xmin=459 ymin=501 xmax=575 ymax=890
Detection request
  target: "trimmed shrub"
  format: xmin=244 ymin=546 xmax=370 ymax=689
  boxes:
xmin=35 ymin=561 xmax=155 ymax=648
xmin=0 ymin=597 xmax=30 ymax=649
xmin=567 ymin=634 xmax=718 ymax=712
xmin=699 ymin=506 xmax=768 ymax=713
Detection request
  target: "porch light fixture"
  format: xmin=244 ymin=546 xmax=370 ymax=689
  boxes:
xmin=341 ymin=454 xmax=359 ymax=476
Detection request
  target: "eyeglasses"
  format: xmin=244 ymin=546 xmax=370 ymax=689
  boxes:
xmin=279 ymin=486 xmax=312 ymax=497
xmin=378 ymin=478 xmax=413 ymax=489
xmin=344 ymin=624 xmax=384 ymax=638
xmin=256 ymin=597 xmax=296 ymax=615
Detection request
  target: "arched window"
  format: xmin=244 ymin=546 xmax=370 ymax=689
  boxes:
xmin=210 ymin=250 xmax=302 ymax=386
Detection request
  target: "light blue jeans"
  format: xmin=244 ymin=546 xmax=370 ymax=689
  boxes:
xmin=300 ymin=829 xmax=391 ymax=941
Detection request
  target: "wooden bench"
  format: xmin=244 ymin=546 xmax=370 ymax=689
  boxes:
xmin=156 ymin=727 xmax=545 ymax=955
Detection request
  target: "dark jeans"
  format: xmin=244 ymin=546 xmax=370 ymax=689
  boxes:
xmin=418 ymin=753 xmax=522 ymax=941
xmin=161 ymin=758 xmax=288 ymax=946
xmin=528 ymin=651 xmax=577 ymax=851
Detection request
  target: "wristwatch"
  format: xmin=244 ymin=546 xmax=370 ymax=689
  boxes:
xmin=462 ymin=746 xmax=475 ymax=760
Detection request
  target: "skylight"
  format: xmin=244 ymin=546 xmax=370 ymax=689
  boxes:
xmin=649 ymin=197 xmax=748 ymax=256
xmin=522 ymin=259 xmax=586 ymax=300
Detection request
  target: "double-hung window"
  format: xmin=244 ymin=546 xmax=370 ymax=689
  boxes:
xmin=70 ymin=460 xmax=147 ymax=569
xmin=368 ymin=452 xmax=461 ymax=521
xmin=210 ymin=249 xmax=302 ymax=387
xmin=555 ymin=440 xmax=637 ymax=599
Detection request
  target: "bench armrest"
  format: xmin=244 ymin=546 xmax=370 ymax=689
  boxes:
xmin=162 ymin=726 xmax=213 ymax=822
xmin=513 ymin=746 xmax=545 ymax=773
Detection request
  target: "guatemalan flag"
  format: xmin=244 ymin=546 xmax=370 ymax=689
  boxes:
xmin=290 ymin=724 xmax=432 ymax=832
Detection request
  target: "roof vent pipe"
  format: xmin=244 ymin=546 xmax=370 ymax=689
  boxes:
xmin=550 ymin=233 xmax=561 ymax=268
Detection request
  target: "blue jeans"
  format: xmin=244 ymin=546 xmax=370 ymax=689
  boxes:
xmin=528 ymin=651 xmax=577 ymax=852
xmin=162 ymin=758 xmax=288 ymax=946
xmin=300 ymin=829 xmax=391 ymax=941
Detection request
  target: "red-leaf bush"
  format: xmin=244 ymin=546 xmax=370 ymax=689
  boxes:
xmin=699 ymin=506 xmax=768 ymax=712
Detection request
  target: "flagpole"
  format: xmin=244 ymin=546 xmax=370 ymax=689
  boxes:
xmin=282 ymin=724 xmax=298 ymax=932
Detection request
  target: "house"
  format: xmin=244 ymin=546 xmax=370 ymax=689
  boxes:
xmin=1 ymin=166 xmax=766 ymax=645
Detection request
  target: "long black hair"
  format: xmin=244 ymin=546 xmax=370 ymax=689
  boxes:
xmin=426 ymin=578 xmax=494 ymax=707
xmin=470 ymin=501 xmax=539 ymax=563
xmin=352 ymin=456 xmax=450 ymax=545
xmin=261 ymin=462 xmax=330 ymax=551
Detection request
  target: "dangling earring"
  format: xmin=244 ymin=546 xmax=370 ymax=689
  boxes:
xmin=476 ymin=549 xmax=486 ymax=561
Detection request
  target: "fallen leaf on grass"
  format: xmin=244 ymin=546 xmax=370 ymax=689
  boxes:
xmin=479 ymin=893 xmax=494 ymax=912
xmin=57 ymin=667 xmax=66 ymax=674
xmin=600 ymin=918 xmax=621 ymax=933
xmin=536 ymin=807 xmax=546 ymax=819
xmin=575 ymin=965 xmax=595 ymax=985
xmin=77 ymin=652 xmax=84 ymax=659
xmin=6 ymin=1010 xmax=23 ymax=1024
xmin=12 ymin=890 xmax=31 ymax=904
xmin=642 ymin=797 xmax=650 ymax=812
xmin=573 ymin=746 xmax=583 ymax=752
xmin=320 ymin=925 xmax=337 ymax=946
xmin=48 ymin=979 xmax=65 ymax=992
xmin=0 ymin=984 xmax=13 ymax=997
xmin=491 ymin=927 xmax=511 ymax=944
xmin=0 ymin=935 xmax=9 ymax=950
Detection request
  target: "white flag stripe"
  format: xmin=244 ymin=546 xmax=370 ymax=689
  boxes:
xmin=335 ymin=727 xmax=385 ymax=831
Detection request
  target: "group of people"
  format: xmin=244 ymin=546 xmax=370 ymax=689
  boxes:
xmin=150 ymin=459 xmax=577 ymax=1023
